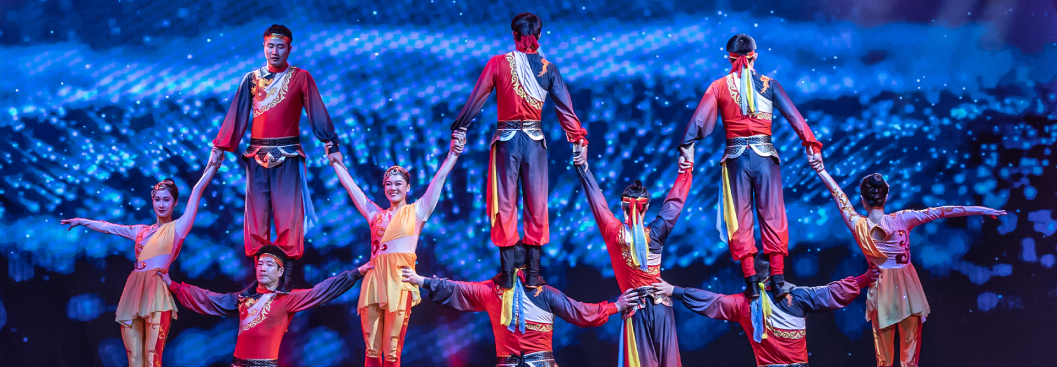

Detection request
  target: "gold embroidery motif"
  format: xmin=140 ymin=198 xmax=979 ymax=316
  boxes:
xmin=724 ymin=74 xmax=741 ymax=106
xmin=505 ymin=52 xmax=544 ymax=110
xmin=766 ymin=323 xmax=806 ymax=340
xmin=252 ymin=67 xmax=297 ymax=118
xmin=538 ymin=58 xmax=550 ymax=77
xmin=525 ymin=323 xmax=553 ymax=332
xmin=617 ymin=227 xmax=661 ymax=275
xmin=238 ymin=295 xmax=277 ymax=335
xmin=760 ymin=76 xmax=772 ymax=94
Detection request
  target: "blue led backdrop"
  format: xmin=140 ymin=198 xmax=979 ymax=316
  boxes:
xmin=1 ymin=0 xmax=1055 ymax=366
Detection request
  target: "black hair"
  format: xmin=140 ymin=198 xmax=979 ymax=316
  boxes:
xmin=621 ymin=180 xmax=650 ymax=200
xmin=726 ymin=34 xmax=756 ymax=55
xmin=859 ymin=173 xmax=889 ymax=207
xmin=511 ymin=13 xmax=543 ymax=41
xmin=151 ymin=178 xmax=179 ymax=201
xmin=263 ymin=24 xmax=293 ymax=42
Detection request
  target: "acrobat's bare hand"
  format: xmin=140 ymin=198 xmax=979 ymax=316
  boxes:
xmin=60 ymin=218 xmax=85 ymax=231
xmin=326 ymin=142 xmax=346 ymax=170
xmin=400 ymin=266 xmax=424 ymax=286
xmin=207 ymin=147 xmax=224 ymax=169
xmin=616 ymin=288 xmax=642 ymax=312
xmin=357 ymin=263 xmax=375 ymax=275
xmin=573 ymin=140 xmax=588 ymax=167
xmin=807 ymin=151 xmax=825 ymax=172
xmin=983 ymin=208 xmax=1007 ymax=219
xmin=156 ymin=271 xmax=172 ymax=286
xmin=650 ymin=280 xmax=675 ymax=297
xmin=451 ymin=128 xmax=467 ymax=155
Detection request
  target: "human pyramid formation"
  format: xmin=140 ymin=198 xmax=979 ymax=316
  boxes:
xmin=61 ymin=13 xmax=1007 ymax=367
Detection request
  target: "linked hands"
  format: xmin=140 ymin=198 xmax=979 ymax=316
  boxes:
xmin=206 ymin=146 xmax=224 ymax=169
xmin=678 ymin=143 xmax=695 ymax=173
xmin=807 ymin=149 xmax=824 ymax=172
xmin=451 ymin=128 xmax=467 ymax=156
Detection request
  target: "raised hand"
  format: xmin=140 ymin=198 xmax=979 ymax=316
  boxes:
xmin=400 ymin=266 xmax=424 ymax=286
xmin=807 ymin=150 xmax=825 ymax=172
xmin=451 ymin=128 xmax=467 ymax=155
xmin=650 ymin=280 xmax=675 ymax=297
xmin=573 ymin=139 xmax=588 ymax=167
xmin=615 ymin=287 xmax=643 ymax=312
xmin=60 ymin=218 xmax=86 ymax=231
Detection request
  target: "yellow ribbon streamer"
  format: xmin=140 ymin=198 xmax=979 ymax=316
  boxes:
xmin=721 ymin=162 xmax=739 ymax=241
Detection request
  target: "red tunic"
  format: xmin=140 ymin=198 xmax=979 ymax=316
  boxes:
xmin=678 ymin=72 xmax=821 ymax=149
xmin=449 ymin=51 xmax=588 ymax=145
xmin=168 ymin=271 xmax=363 ymax=360
xmin=213 ymin=64 xmax=340 ymax=153
xmin=423 ymin=277 xmax=617 ymax=357
xmin=576 ymin=166 xmax=693 ymax=291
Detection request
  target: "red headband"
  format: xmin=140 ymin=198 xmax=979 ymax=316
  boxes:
xmin=728 ymin=51 xmax=756 ymax=77
xmin=516 ymin=34 xmax=540 ymax=53
xmin=258 ymin=253 xmax=284 ymax=269
xmin=265 ymin=33 xmax=291 ymax=44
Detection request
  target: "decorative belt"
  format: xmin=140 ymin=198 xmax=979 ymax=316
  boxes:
xmin=622 ymin=286 xmax=673 ymax=320
xmin=231 ymin=357 xmax=278 ymax=367
xmin=249 ymin=136 xmax=300 ymax=146
xmin=722 ymin=134 xmax=779 ymax=163
xmin=497 ymin=120 xmax=542 ymax=130
xmin=725 ymin=134 xmax=772 ymax=146
xmin=243 ymin=136 xmax=304 ymax=168
xmin=761 ymin=363 xmax=808 ymax=367
xmin=496 ymin=351 xmax=557 ymax=367
xmin=133 ymin=253 xmax=173 ymax=272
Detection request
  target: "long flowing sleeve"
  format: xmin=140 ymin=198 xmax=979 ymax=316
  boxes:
xmin=285 ymin=270 xmax=365 ymax=313
xmin=301 ymin=71 xmax=341 ymax=155
xmin=88 ymin=222 xmax=145 ymax=241
xmin=541 ymin=286 xmax=617 ymax=327
xmin=450 ymin=57 xmax=498 ymax=131
xmin=646 ymin=169 xmax=693 ymax=247
xmin=788 ymin=277 xmax=862 ymax=313
xmin=899 ymin=206 xmax=979 ymax=231
xmin=212 ymin=72 xmax=254 ymax=152
xmin=671 ymin=286 xmax=745 ymax=322
xmin=422 ymin=278 xmax=493 ymax=312
xmin=574 ymin=165 xmax=623 ymax=240
xmin=676 ymin=82 xmax=720 ymax=148
xmin=772 ymin=80 xmax=821 ymax=150
xmin=547 ymin=63 xmax=588 ymax=145
xmin=168 ymin=282 xmax=240 ymax=317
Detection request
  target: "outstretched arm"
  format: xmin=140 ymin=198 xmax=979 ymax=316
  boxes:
xmin=331 ymin=163 xmax=382 ymax=222
xmin=807 ymin=152 xmax=861 ymax=232
xmin=573 ymin=165 xmax=623 ymax=240
xmin=60 ymin=218 xmax=144 ymax=240
xmin=416 ymin=129 xmax=466 ymax=220
xmin=772 ymin=80 xmax=822 ymax=154
xmin=793 ymin=267 xmax=877 ymax=313
xmin=161 ymin=272 xmax=239 ymax=317
xmin=901 ymin=206 xmax=1007 ymax=230
xmin=647 ymin=166 xmax=694 ymax=245
xmin=667 ymin=282 xmax=745 ymax=322
xmin=172 ymin=164 xmax=219 ymax=244
xmin=286 ymin=263 xmax=371 ymax=313
xmin=420 ymin=277 xmax=493 ymax=313
xmin=449 ymin=57 xmax=498 ymax=132
xmin=542 ymin=286 xmax=630 ymax=328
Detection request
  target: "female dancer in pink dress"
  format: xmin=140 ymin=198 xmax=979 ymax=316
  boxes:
xmin=60 ymin=151 xmax=220 ymax=367
xmin=808 ymin=152 xmax=1005 ymax=367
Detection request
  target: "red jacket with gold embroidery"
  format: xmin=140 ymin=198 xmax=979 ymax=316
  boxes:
xmin=678 ymin=73 xmax=820 ymax=150
xmin=575 ymin=165 xmax=692 ymax=292
xmin=449 ymin=51 xmax=588 ymax=145
xmin=423 ymin=277 xmax=617 ymax=357
xmin=673 ymin=276 xmax=867 ymax=366
xmin=168 ymin=270 xmax=363 ymax=360
xmin=213 ymin=64 xmax=341 ymax=154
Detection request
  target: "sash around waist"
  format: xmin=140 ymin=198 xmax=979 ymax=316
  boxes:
xmin=134 ymin=253 xmax=173 ymax=272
